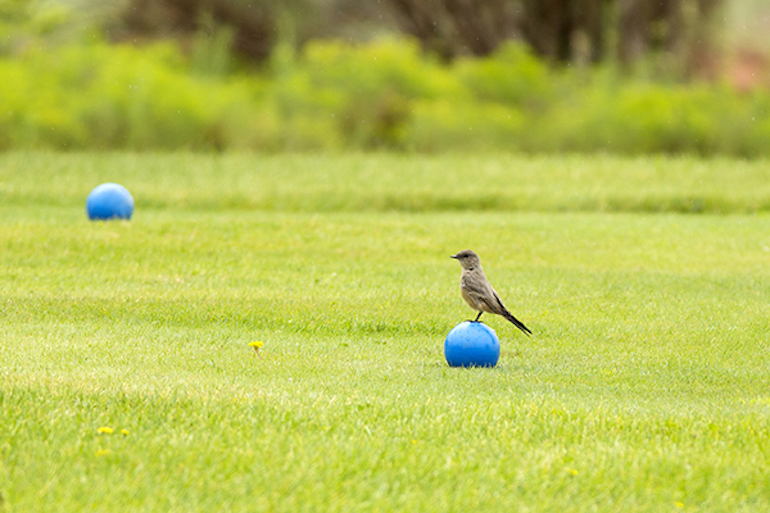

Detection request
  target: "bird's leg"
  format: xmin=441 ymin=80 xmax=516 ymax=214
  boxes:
xmin=473 ymin=312 xmax=483 ymax=322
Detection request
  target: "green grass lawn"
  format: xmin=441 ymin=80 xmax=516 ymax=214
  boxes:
xmin=1 ymin=152 xmax=770 ymax=512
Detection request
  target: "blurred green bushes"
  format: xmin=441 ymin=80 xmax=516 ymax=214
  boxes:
xmin=1 ymin=34 xmax=769 ymax=155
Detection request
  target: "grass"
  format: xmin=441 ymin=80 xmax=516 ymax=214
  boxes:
xmin=1 ymin=152 xmax=770 ymax=512
xmin=3 ymin=152 xmax=770 ymax=213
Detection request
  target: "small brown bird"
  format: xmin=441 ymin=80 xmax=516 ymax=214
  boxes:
xmin=451 ymin=249 xmax=532 ymax=335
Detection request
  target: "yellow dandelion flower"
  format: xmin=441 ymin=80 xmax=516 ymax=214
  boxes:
xmin=97 ymin=427 xmax=114 ymax=435
xmin=567 ymin=468 xmax=578 ymax=476
xmin=120 ymin=429 xmax=130 ymax=436
xmin=675 ymin=502 xmax=684 ymax=509
xmin=249 ymin=341 xmax=265 ymax=358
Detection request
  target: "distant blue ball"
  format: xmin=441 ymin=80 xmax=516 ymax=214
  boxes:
xmin=86 ymin=183 xmax=134 ymax=220
xmin=445 ymin=321 xmax=500 ymax=368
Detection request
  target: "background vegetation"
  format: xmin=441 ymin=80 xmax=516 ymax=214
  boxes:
xmin=0 ymin=0 xmax=768 ymax=155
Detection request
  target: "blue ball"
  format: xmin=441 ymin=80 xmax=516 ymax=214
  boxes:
xmin=444 ymin=321 xmax=500 ymax=368
xmin=86 ymin=183 xmax=134 ymax=220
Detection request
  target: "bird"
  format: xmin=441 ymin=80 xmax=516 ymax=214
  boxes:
xmin=451 ymin=249 xmax=532 ymax=336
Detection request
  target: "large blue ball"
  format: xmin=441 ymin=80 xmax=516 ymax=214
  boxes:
xmin=86 ymin=183 xmax=134 ymax=220
xmin=445 ymin=321 xmax=500 ymax=368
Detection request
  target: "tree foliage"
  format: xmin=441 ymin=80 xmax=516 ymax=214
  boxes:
xmin=114 ymin=0 xmax=725 ymax=73
xmin=387 ymin=0 xmax=724 ymax=73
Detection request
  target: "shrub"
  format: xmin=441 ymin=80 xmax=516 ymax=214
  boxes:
xmin=0 ymin=30 xmax=769 ymax=156
xmin=404 ymin=99 xmax=525 ymax=152
xmin=455 ymin=42 xmax=554 ymax=111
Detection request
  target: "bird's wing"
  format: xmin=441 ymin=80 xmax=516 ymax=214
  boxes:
xmin=461 ymin=275 xmax=500 ymax=313
xmin=464 ymin=273 xmax=532 ymax=335
xmin=461 ymin=273 xmax=492 ymax=296
xmin=461 ymin=275 xmax=488 ymax=297
xmin=488 ymin=288 xmax=508 ymax=315
xmin=491 ymin=289 xmax=532 ymax=335
xmin=483 ymin=287 xmax=515 ymax=317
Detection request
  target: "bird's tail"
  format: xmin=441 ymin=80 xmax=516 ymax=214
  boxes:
xmin=502 ymin=309 xmax=532 ymax=336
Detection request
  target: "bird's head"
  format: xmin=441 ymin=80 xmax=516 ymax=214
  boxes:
xmin=451 ymin=249 xmax=481 ymax=270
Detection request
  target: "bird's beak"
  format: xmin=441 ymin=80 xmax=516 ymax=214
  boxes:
xmin=450 ymin=254 xmax=458 ymax=259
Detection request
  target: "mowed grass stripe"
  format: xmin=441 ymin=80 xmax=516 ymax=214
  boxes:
xmin=2 ymin=152 xmax=770 ymax=213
